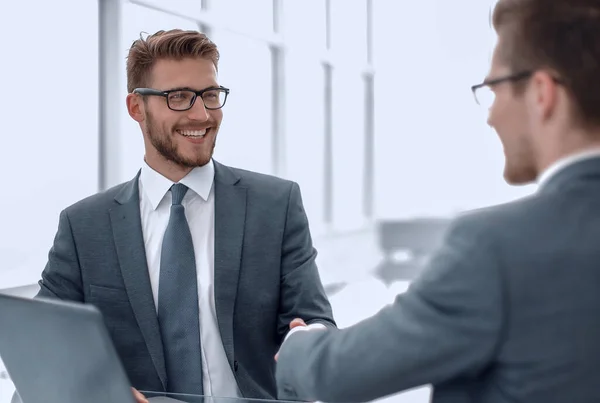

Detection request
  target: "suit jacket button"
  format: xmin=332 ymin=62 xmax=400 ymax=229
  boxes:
xmin=234 ymin=360 xmax=239 ymax=371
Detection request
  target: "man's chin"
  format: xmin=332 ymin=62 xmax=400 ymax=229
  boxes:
xmin=175 ymin=154 xmax=213 ymax=169
xmin=170 ymin=138 xmax=215 ymax=168
xmin=503 ymin=165 xmax=537 ymax=186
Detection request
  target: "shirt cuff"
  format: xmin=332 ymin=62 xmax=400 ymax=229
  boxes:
xmin=283 ymin=323 xmax=327 ymax=343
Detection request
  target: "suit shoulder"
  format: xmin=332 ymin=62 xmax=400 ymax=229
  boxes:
xmin=228 ymin=166 xmax=296 ymax=190
xmin=63 ymin=181 xmax=131 ymax=216
xmin=449 ymin=193 xmax=543 ymax=241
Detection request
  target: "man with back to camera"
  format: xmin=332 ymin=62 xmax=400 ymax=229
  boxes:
xmin=32 ymin=29 xmax=336 ymax=403
xmin=275 ymin=1 xmax=600 ymax=402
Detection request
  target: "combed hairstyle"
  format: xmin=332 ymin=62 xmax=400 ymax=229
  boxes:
xmin=126 ymin=29 xmax=220 ymax=93
xmin=492 ymin=0 xmax=600 ymax=127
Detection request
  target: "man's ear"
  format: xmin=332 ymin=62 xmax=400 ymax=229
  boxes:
xmin=126 ymin=93 xmax=145 ymax=123
xmin=528 ymin=70 xmax=559 ymax=122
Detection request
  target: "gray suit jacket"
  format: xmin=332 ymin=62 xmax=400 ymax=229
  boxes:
xmin=276 ymin=156 xmax=600 ymax=403
xmin=37 ymin=160 xmax=335 ymax=399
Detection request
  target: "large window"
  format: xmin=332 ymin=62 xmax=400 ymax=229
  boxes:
xmin=281 ymin=1 xmax=327 ymax=235
xmin=329 ymin=0 xmax=373 ymax=231
xmin=281 ymin=0 xmax=376 ymax=235
xmin=210 ymin=0 xmax=273 ymax=36
xmin=132 ymin=0 xmax=205 ymax=19
xmin=331 ymin=66 xmax=367 ymax=231
xmin=209 ymin=31 xmax=273 ymax=174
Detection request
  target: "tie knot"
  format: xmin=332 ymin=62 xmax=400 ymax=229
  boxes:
xmin=170 ymin=183 xmax=188 ymax=205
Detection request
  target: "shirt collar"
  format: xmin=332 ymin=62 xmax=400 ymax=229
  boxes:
xmin=537 ymin=148 xmax=600 ymax=189
xmin=140 ymin=159 xmax=215 ymax=210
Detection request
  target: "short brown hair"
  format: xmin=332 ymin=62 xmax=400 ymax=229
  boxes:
xmin=126 ymin=29 xmax=220 ymax=93
xmin=492 ymin=0 xmax=600 ymax=127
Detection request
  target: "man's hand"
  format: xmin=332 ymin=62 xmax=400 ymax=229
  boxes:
xmin=132 ymin=387 xmax=148 ymax=403
xmin=275 ymin=318 xmax=309 ymax=361
xmin=289 ymin=318 xmax=307 ymax=330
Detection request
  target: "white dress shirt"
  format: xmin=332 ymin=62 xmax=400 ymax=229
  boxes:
xmin=537 ymin=148 xmax=600 ymax=188
xmin=138 ymin=159 xmax=241 ymax=398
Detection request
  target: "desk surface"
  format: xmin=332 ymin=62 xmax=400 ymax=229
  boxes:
xmin=143 ymin=393 xmax=296 ymax=403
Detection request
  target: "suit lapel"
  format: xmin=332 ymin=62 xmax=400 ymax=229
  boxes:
xmin=109 ymin=172 xmax=167 ymax=389
xmin=213 ymin=161 xmax=247 ymax=368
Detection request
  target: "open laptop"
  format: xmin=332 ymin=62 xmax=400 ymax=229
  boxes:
xmin=0 ymin=293 xmax=180 ymax=403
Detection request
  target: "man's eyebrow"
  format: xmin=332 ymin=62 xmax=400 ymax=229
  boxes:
xmin=164 ymin=85 xmax=221 ymax=92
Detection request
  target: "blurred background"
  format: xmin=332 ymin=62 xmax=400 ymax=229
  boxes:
xmin=0 ymin=0 xmax=538 ymax=402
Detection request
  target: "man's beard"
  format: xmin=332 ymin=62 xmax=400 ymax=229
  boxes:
xmin=146 ymin=111 xmax=215 ymax=168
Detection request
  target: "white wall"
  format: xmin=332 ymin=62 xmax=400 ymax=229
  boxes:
xmin=0 ymin=0 xmax=99 ymax=289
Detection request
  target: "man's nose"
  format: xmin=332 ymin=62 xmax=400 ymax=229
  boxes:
xmin=187 ymin=98 xmax=210 ymax=121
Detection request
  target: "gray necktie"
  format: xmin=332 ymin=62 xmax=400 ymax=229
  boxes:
xmin=158 ymin=183 xmax=204 ymax=394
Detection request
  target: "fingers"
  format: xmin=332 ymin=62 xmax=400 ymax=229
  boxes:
xmin=131 ymin=387 xmax=149 ymax=403
xmin=289 ymin=318 xmax=307 ymax=329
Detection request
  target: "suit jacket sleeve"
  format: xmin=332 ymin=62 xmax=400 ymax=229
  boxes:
xmin=276 ymin=216 xmax=504 ymax=402
xmin=37 ymin=209 xmax=84 ymax=301
xmin=278 ymin=182 xmax=336 ymax=341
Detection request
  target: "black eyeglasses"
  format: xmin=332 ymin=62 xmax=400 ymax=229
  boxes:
xmin=133 ymin=86 xmax=230 ymax=111
xmin=471 ymin=71 xmax=533 ymax=108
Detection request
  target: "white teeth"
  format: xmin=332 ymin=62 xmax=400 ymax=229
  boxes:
xmin=178 ymin=129 xmax=207 ymax=137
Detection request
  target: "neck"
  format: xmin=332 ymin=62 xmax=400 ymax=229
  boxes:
xmin=144 ymin=154 xmax=193 ymax=183
xmin=535 ymin=128 xmax=600 ymax=175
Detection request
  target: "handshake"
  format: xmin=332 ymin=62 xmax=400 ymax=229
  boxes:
xmin=275 ymin=318 xmax=313 ymax=361
xmin=132 ymin=318 xmax=321 ymax=403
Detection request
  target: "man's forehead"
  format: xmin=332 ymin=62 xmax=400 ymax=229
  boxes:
xmin=488 ymin=40 xmax=509 ymax=77
xmin=150 ymin=58 xmax=218 ymax=88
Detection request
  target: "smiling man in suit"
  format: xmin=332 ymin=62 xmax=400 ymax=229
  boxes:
xmin=35 ymin=29 xmax=335 ymax=401
xmin=275 ymin=1 xmax=600 ymax=403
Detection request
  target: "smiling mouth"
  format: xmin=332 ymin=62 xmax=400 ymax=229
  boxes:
xmin=176 ymin=128 xmax=208 ymax=138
